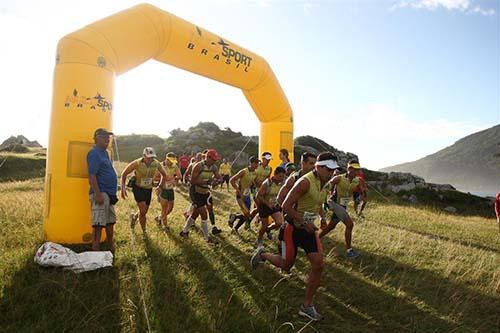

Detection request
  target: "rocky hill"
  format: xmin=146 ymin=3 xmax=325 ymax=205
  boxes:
xmin=114 ymin=122 xmax=358 ymax=168
xmin=0 ymin=135 xmax=42 ymax=151
xmin=381 ymin=125 xmax=500 ymax=196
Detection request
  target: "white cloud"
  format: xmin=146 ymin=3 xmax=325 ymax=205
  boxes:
xmin=296 ymin=104 xmax=490 ymax=170
xmin=391 ymin=0 xmax=496 ymax=15
xmin=471 ymin=5 xmax=496 ymax=16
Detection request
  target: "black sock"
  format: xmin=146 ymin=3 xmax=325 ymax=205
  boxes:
xmin=209 ymin=211 xmax=215 ymax=225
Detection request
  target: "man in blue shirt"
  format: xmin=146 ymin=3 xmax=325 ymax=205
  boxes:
xmin=87 ymin=128 xmax=118 ymax=251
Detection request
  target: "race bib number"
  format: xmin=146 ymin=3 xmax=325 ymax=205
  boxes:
xmin=139 ymin=178 xmax=153 ymax=187
xmin=303 ymin=212 xmax=319 ymax=224
xmin=339 ymin=197 xmax=350 ymax=206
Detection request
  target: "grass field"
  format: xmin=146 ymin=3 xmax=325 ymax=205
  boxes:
xmin=0 ymin=178 xmax=498 ymax=332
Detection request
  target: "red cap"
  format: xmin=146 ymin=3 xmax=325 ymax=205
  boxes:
xmin=206 ymin=149 xmax=219 ymax=161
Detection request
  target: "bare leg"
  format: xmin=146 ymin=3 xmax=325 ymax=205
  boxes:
xmin=92 ymin=226 xmax=102 ymax=251
xmin=261 ymin=252 xmax=283 ymax=268
xmin=304 ymin=252 xmax=324 ymax=307
xmin=257 ymin=218 xmax=268 ymax=245
xmin=137 ymin=202 xmax=149 ymax=233
xmin=318 ymin=221 xmax=337 ymax=238
xmin=105 ymin=224 xmax=114 ymax=250
xmin=344 ymin=218 xmax=354 ymax=249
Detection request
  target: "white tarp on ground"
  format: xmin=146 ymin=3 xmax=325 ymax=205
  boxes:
xmin=34 ymin=242 xmax=113 ymax=273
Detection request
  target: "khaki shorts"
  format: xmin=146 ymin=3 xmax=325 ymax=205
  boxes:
xmin=89 ymin=193 xmax=116 ymax=227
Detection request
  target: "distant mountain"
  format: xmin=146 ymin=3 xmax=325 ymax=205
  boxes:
xmin=114 ymin=122 xmax=358 ymax=169
xmin=0 ymin=135 xmax=42 ymax=151
xmin=381 ymin=125 xmax=500 ymax=195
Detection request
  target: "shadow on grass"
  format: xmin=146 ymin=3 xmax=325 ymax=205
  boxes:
xmin=0 ymin=254 xmax=121 ymax=332
xmin=145 ymin=234 xmax=269 ymax=332
xmin=321 ymin=237 xmax=500 ymax=332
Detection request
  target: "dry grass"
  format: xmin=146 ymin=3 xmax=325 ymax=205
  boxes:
xmin=0 ymin=178 xmax=498 ymax=332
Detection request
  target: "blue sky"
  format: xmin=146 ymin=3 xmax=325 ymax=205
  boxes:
xmin=0 ymin=0 xmax=498 ymax=169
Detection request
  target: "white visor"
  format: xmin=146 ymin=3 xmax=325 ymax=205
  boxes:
xmin=262 ymin=154 xmax=272 ymax=160
xmin=315 ymin=159 xmax=339 ymax=170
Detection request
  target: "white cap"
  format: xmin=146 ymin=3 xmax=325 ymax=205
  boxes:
xmin=315 ymin=159 xmax=339 ymax=170
xmin=143 ymin=147 xmax=157 ymax=158
xmin=262 ymin=153 xmax=273 ymax=160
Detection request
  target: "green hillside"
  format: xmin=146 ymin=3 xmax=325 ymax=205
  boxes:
xmin=0 ymin=151 xmax=46 ymax=182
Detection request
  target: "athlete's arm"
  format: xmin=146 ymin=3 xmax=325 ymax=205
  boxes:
xmin=174 ymin=166 xmax=182 ymax=185
xmin=277 ymin=175 xmax=295 ymax=205
xmin=331 ymin=175 xmax=341 ymax=185
xmin=183 ymin=164 xmax=193 ymax=183
xmin=189 ymin=162 xmax=205 ymax=186
xmin=256 ymin=181 xmax=271 ymax=208
xmin=283 ymin=178 xmax=310 ymax=226
xmin=212 ymin=165 xmax=222 ymax=184
xmin=120 ymin=161 xmax=138 ymax=199
xmin=157 ymin=163 xmax=168 ymax=188
xmin=230 ymin=169 xmax=245 ymax=195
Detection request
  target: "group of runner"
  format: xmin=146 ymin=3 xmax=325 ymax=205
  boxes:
xmin=118 ymin=146 xmax=368 ymax=321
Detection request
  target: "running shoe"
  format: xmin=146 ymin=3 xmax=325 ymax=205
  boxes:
xmin=155 ymin=216 xmax=161 ymax=227
xmin=346 ymin=248 xmax=360 ymax=258
xmin=211 ymin=226 xmax=222 ymax=235
xmin=179 ymin=231 xmax=189 ymax=238
xmin=129 ymin=213 xmax=138 ymax=229
xmin=299 ymin=304 xmax=323 ymax=321
xmin=228 ymin=213 xmax=236 ymax=228
xmin=250 ymin=246 xmax=265 ymax=269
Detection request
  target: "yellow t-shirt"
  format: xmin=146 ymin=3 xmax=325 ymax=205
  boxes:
xmin=194 ymin=162 xmax=218 ymax=194
xmin=335 ymin=174 xmax=360 ymax=206
xmin=219 ymin=162 xmax=231 ymax=176
xmin=134 ymin=158 xmax=163 ymax=189
xmin=239 ymin=167 xmax=257 ymax=195
xmin=255 ymin=164 xmax=272 ymax=185
xmin=162 ymin=163 xmax=180 ymax=189
xmin=296 ymin=171 xmax=329 ymax=215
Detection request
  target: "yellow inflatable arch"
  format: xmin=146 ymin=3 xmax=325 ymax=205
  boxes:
xmin=44 ymin=3 xmax=294 ymax=243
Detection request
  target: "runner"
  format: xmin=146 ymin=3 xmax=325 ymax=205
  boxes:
xmin=279 ymin=148 xmax=291 ymax=169
xmin=183 ymin=152 xmax=203 ymax=184
xmin=179 ymin=149 xmax=221 ymax=244
xmin=120 ymin=147 xmax=167 ymax=234
xmin=218 ymin=158 xmax=232 ymax=191
xmin=249 ymin=152 xmax=274 ymax=229
xmin=154 ymin=152 xmax=181 ymax=231
xmin=319 ymin=161 xmax=361 ymax=258
xmin=350 ymin=160 xmax=368 ymax=217
xmin=277 ymin=152 xmax=317 ymax=205
xmin=251 ymin=152 xmax=338 ymax=321
xmin=255 ymin=166 xmax=286 ymax=247
xmin=285 ymin=162 xmax=297 ymax=177
xmin=182 ymin=152 xmax=203 ymax=219
xmin=228 ymin=156 xmax=259 ymax=233
xmin=178 ymin=153 xmax=191 ymax=183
